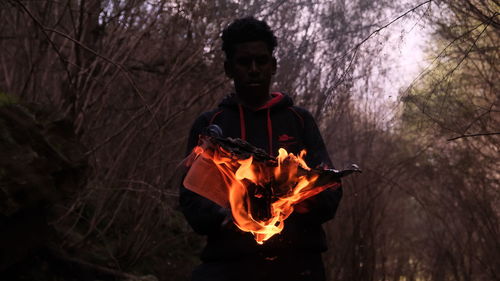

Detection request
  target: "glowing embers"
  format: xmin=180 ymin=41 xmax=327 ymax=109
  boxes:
xmin=183 ymin=136 xmax=342 ymax=244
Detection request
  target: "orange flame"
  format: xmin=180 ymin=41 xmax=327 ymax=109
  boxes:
xmin=185 ymin=140 xmax=339 ymax=244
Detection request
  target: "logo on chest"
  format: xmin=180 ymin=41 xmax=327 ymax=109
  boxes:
xmin=277 ymin=134 xmax=299 ymax=151
xmin=278 ymin=134 xmax=295 ymax=142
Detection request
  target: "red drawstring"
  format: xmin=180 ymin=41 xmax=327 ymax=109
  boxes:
xmin=267 ymin=108 xmax=273 ymax=155
xmin=238 ymin=104 xmax=246 ymax=140
xmin=239 ymin=104 xmax=273 ymax=155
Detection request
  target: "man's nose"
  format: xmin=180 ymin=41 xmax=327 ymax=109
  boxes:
xmin=249 ymin=60 xmax=259 ymax=73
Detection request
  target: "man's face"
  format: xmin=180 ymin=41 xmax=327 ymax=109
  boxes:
xmin=225 ymin=41 xmax=277 ymax=106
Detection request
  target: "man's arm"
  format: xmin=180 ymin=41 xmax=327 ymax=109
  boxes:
xmin=179 ymin=114 xmax=227 ymax=235
xmin=294 ymin=108 xmax=343 ymax=224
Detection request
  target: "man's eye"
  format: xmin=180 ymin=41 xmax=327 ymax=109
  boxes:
xmin=256 ymin=57 xmax=269 ymax=64
xmin=237 ymin=58 xmax=252 ymax=65
xmin=236 ymin=57 xmax=269 ymax=66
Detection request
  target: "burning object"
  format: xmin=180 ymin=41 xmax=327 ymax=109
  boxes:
xmin=183 ymin=126 xmax=360 ymax=244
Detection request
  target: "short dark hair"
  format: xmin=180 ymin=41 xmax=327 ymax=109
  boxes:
xmin=222 ymin=16 xmax=278 ymax=60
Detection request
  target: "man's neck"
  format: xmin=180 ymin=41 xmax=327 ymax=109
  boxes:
xmin=235 ymin=92 xmax=271 ymax=110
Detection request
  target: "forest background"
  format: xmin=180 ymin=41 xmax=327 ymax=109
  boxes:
xmin=0 ymin=0 xmax=498 ymax=280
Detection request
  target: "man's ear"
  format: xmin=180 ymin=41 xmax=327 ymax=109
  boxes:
xmin=272 ymin=57 xmax=277 ymax=75
xmin=224 ymin=60 xmax=233 ymax=78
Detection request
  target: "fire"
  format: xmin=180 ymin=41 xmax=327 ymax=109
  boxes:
xmin=183 ymin=137 xmax=340 ymax=244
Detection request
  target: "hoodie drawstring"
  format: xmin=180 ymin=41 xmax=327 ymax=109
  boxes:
xmin=238 ymin=105 xmax=274 ymax=155
xmin=238 ymin=104 xmax=246 ymax=140
xmin=267 ymin=108 xmax=273 ymax=155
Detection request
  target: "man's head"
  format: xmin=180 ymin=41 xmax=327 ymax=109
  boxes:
xmin=222 ymin=17 xmax=278 ymax=108
xmin=222 ymin=17 xmax=277 ymax=60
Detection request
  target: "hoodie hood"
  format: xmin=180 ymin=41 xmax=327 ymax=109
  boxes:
xmin=213 ymin=92 xmax=295 ymax=155
xmin=219 ymin=92 xmax=293 ymax=111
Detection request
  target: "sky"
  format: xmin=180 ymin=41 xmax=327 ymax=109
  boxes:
xmin=354 ymin=6 xmax=433 ymax=124
xmin=389 ymin=15 xmax=429 ymax=92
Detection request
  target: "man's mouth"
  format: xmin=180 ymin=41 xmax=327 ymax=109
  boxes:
xmin=247 ymin=82 xmax=262 ymax=87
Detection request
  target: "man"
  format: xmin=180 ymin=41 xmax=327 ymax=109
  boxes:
xmin=180 ymin=17 xmax=342 ymax=281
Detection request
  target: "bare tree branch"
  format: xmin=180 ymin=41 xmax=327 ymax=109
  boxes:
xmin=447 ymin=132 xmax=500 ymax=141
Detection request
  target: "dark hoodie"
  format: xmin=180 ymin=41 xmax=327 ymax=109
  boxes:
xmin=179 ymin=92 xmax=342 ymax=261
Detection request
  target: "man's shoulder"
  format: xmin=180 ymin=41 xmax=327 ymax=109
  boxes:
xmin=284 ymin=105 xmax=315 ymax=125
xmin=193 ymin=108 xmax=221 ymax=121
xmin=190 ymin=107 xmax=234 ymax=129
xmin=286 ymin=105 xmax=311 ymax=115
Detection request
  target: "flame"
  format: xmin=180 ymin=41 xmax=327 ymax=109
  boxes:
xmin=187 ymin=141 xmax=338 ymax=244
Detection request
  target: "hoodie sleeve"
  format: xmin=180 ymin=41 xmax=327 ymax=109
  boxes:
xmin=295 ymin=108 xmax=343 ymax=225
xmin=179 ymin=113 xmax=227 ymax=235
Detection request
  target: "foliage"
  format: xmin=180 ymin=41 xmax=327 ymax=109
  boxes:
xmin=399 ymin=1 xmax=499 ymax=280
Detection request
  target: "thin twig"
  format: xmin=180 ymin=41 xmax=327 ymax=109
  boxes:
xmin=447 ymin=132 xmax=500 ymax=141
xmin=10 ymin=0 xmax=160 ymax=130
xmin=400 ymin=12 xmax=498 ymax=101
xmin=9 ymin=0 xmax=74 ymax=89
xmin=319 ymin=1 xmax=433 ymax=66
